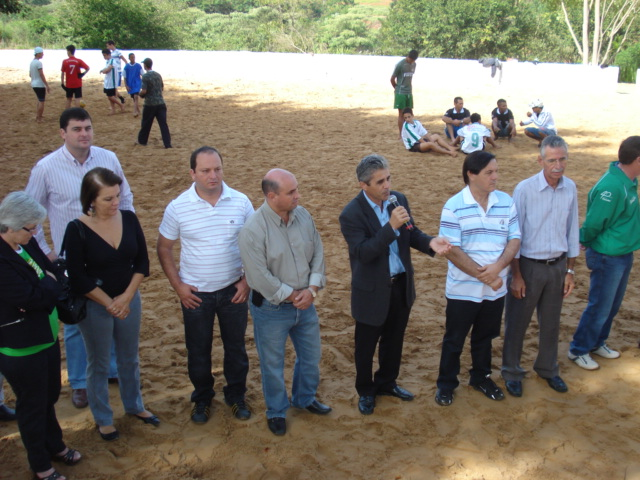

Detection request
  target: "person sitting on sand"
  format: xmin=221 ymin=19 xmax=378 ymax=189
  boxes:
xmin=520 ymin=99 xmax=556 ymax=145
xmin=401 ymin=108 xmax=458 ymax=157
xmin=99 ymin=49 xmax=124 ymax=115
xmin=453 ymin=113 xmax=500 ymax=154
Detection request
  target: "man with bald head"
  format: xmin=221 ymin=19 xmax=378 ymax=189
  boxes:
xmin=239 ymin=169 xmax=330 ymax=436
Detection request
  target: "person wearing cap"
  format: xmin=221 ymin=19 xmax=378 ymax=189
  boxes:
xmin=391 ymin=50 xmax=419 ymax=135
xmin=520 ymin=99 xmax=556 ymax=145
xmin=30 ymin=47 xmax=50 ymax=123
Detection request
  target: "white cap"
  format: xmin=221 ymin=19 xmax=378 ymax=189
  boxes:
xmin=34 ymin=46 xmax=44 ymax=54
xmin=529 ymin=99 xmax=544 ymax=108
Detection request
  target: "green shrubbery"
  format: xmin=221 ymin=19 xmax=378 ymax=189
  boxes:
xmin=615 ymin=43 xmax=640 ymax=83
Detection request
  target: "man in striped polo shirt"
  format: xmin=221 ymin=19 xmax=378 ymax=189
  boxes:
xmin=435 ymin=151 xmax=520 ymax=406
xmin=157 ymin=146 xmax=254 ymax=425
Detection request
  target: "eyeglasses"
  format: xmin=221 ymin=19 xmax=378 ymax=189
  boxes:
xmin=22 ymin=226 xmax=38 ymax=233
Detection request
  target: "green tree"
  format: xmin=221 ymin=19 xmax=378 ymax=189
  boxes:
xmin=317 ymin=6 xmax=382 ymax=53
xmin=0 ymin=0 xmax=23 ymax=14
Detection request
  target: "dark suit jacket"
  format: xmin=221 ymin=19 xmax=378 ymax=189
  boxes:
xmin=339 ymin=190 xmax=434 ymax=327
xmin=0 ymin=236 xmax=61 ymax=350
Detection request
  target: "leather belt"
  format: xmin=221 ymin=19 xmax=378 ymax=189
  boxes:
xmin=521 ymin=252 xmax=566 ymax=265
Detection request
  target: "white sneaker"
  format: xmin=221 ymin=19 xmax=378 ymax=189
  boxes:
xmin=591 ymin=344 xmax=620 ymax=359
xmin=568 ymin=352 xmax=600 ymax=370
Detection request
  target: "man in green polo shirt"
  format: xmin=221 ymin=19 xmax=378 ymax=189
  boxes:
xmin=391 ymin=50 xmax=419 ymax=135
xmin=568 ymin=136 xmax=640 ymax=370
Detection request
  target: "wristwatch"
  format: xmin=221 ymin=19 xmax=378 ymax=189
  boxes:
xmin=566 ymin=269 xmax=575 ymax=275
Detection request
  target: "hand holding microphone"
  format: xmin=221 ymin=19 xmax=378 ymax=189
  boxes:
xmin=388 ymin=195 xmax=414 ymax=231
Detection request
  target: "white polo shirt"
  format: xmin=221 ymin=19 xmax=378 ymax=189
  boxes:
xmin=159 ymin=182 xmax=254 ymax=293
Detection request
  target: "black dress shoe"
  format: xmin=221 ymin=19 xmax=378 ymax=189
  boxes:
xmin=267 ymin=417 xmax=286 ymax=436
xmin=134 ymin=413 xmax=160 ymax=427
xmin=378 ymin=385 xmax=414 ymax=401
xmin=472 ymin=377 xmax=505 ymax=401
xmin=0 ymin=404 xmax=16 ymax=421
xmin=191 ymin=401 xmax=211 ymax=424
xmin=304 ymin=399 xmax=332 ymax=415
xmin=505 ymin=380 xmax=523 ymax=397
xmin=546 ymin=375 xmax=568 ymax=393
xmin=435 ymin=388 xmax=453 ymax=406
xmin=358 ymin=395 xmax=375 ymax=415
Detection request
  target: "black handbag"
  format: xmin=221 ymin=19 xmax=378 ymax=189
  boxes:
xmin=54 ymin=219 xmax=88 ymax=325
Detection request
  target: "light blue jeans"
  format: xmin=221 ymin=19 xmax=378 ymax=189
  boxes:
xmin=250 ymin=297 xmax=321 ymax=419
xmin=78 ymin=291 xmax=145 ymax=426
xmin=64 ymin=323 xmax=118 ymax=389
xmin=570 ymin=249 xmax=634 ymax=356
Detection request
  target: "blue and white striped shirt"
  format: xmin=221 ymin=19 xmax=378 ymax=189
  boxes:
xmin=25 ymin=145 xmax=134 ymax=256
xmin=440 ymin=186 xmax=520 ymax=302
xmin=513 ymin=170 xmax=579 ymax=260
xmin=159 ymin=182 xmax=254 ymax=293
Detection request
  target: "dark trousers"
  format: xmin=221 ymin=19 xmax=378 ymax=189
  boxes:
xmin=354 ymin=275 xmax=410 ymax=396
xmin=437 ymin=297 xmax=505 ymax=391
xmin=182 ymin=283 xmax=249 ymax=404
xmin=0 ymin=341 xmax=65 ymax=473
xmin=137 ymin=103 xmax=171 ymax=147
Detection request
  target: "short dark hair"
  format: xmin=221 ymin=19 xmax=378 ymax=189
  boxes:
xmin=102 ymin=48 xmax=111 ymax=56
xmin=408 ymin=50 xmax=419 ymax=60
xmin=106 ymin=40 xmax=116 ymax=46
xmin=402 ymin=107 xmax=413 ymax=115
xmin=66 ymin=45 xmax=76 ymax=55
xmin=470 ymin=113 xmax=481 ymax=123
xmin=143 ymin=58 xmax=153 ymax=69
xmin=618 ymin=136 xmax=640 ymax=165
xmin=454 ymin=96 xmax=463 ymax=103
xmin=497 ymin=98 xmax=506 ymax=105
xmin=80 ymin=167 xmax=123 ymax=215
xmin=60 ymin=107 xmax=92 ymax=130
xmin=356 ymin=154 xmax=389 ymax=184
xmin=463 ymin=151 xmax=495 ymax=185
xmin=190 ymin=146 xmax=223 ymax=170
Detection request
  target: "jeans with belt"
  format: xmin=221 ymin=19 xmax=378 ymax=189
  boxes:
xmin=182 ymin=284 xmax=249 ymax=405
xmin=250 ymin=295 xmax=321 ymax=419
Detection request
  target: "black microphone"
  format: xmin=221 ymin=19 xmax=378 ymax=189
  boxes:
xmin=388 ymin=194 xmax=413 ymax=230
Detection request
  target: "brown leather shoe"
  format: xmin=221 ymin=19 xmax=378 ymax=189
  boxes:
xmin=72 ymin=388 xmax=88 ymax=408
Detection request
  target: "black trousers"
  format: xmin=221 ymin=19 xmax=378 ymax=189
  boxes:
xmin=0 ymin=341 xmax=65 ymax=473
xmin=354 ymin=275 xmax=410 ymax=396
xmin=437 ymin=297 xmax=505 ymax=391
xmin=138 ymin=103 xmax=171 ymax=148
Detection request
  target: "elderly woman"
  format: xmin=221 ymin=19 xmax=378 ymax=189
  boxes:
xmin=0 ymin=192 xmax=81 ymax=480
xmin=63 ymin=167 xmax=157 ymax=441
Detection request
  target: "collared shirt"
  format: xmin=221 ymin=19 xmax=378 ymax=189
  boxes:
xmin=362 ymin=192 xmax=405 ymax=276
xmin=401 ymin=119 xmax=428 ymax=150
xmin=513 ymin=170 xmax=579 ymax=260
xmin=25 ymin=144 xmax=134 ymax=256
xmin=440 ymin=186 xmax=520 ymax=302
xmin=457 ymin=123 xmax=492 ymax=154
xmin=239 ymin=201 xmax=326 ymax=305
xmin=158 ymin=182 xmax=254 ymax=293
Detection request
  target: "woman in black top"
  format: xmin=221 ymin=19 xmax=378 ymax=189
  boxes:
xmin=63 ymin=168 xmax=158 ymax=441
xmin=0 ymin=192 xmax=82 ymax=480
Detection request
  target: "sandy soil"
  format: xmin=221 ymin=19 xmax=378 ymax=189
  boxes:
xmin=0 ymin=59 xmax=639 ymax=480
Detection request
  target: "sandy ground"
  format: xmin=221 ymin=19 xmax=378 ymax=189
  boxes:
xmin=0 ymin=57 xmax=639 ymax=480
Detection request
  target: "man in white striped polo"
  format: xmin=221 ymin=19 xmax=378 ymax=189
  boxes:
xmin=157 ymin=146 xmax=254 ymax=424
xmin=25 ymin=107 xmax=133 ymax=408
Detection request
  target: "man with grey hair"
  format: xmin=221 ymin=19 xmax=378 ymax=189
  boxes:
xmin=239 ymin=168 xmax=330 ymax=436
xmin=501 ymin=135 xmax=579 ymax=397
xmin=339 ymin=154 xmax=450 ymax=415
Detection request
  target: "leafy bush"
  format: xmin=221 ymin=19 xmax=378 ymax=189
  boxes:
xmin=615 ymin=42 xmax=640 ymax=83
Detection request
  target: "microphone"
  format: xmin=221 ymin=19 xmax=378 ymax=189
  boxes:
xmin=388 ymin=195 xmax=413 ymax=230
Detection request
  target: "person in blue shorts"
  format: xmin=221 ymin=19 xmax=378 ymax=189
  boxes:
xmin=123 ymin=53 xmax=143 ymax=117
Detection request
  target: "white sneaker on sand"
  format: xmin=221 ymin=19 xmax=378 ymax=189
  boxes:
xmin=591 ymin=344 xmax=620 ymax=359
xmin=568 ymin=352 xmax=600 ymax=370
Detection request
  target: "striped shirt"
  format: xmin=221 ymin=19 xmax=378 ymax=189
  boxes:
xmin=25 ymin=145 xmax=134 ymax=256
xmin=513 ymin=170 xmax=579 ymax=260
xmin=103 ymin=58 xmax=117 ymax=89
xmin=440 ymin=186 xmax=520 ymax=302
xmin=159 ymin=182 xmax=254 ymax=293
xmin=401 ymin=120 xmax=427 ymax=150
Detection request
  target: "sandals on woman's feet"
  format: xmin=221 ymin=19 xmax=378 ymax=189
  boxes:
xmin=52 ymin=447 xmax=82 ymax=465
xmin=34 ymin=470 xmax=65 ymax=480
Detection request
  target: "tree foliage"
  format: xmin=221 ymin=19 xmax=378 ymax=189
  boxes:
xmin=0 ymin=0 xmax=22 ymax=14
xmin=615 ymin=41 xmax=640 ymax=82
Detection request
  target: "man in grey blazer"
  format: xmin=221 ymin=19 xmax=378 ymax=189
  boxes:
xmin=339 ymin=154 xmax=450 ymax=415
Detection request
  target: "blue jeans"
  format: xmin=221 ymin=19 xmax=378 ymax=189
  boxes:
xmin=64 ymin=323 xmax=118 ymax=389
xmin=78 ymin=292 xmax=145 ymax=426
xmin=525 ymin=127 xmax=555 ymax=139
xmin=251 ymin=297 xmax=321 ymax=419
xmin=182 ymin=285 xmax=249 ymax=405
xmin=570 ymin=249 xmax=634 ymax=356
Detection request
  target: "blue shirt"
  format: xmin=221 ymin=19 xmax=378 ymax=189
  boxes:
xmin=123 ymin=62 xmax=143 ymax=94
xmin=363 ymin=192 xmax=405 ymax=277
